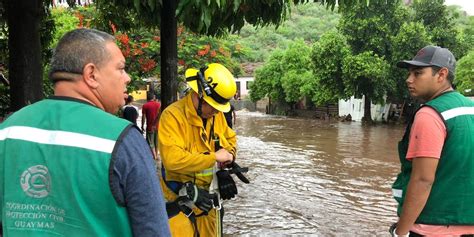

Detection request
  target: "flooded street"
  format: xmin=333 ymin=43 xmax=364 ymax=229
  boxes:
xmin=223 ymin=111 xmax=405 ymax=236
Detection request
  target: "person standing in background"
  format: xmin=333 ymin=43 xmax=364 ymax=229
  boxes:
xmin=122 ymin=95 xmax=139 ymax=126
xmin=224 ymin=104 xmax=236 ymax=129
xmin=141 ymin=93 xmax=161 ymax=156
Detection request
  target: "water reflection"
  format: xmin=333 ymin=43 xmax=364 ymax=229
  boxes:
xmin=223 ymin=111 xmax=405 ymax=236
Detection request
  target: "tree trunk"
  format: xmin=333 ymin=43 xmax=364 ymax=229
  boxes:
xmin=7 ymin=0 xmax=44 ymax=112
xmin=362 ymin=94 xmax=373 ymax=123
xmin=160 ymin=0 xmax=178 ymax=110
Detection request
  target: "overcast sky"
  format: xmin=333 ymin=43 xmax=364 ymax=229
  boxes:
xmin=445 ymin=0 xmax=474 ymax=15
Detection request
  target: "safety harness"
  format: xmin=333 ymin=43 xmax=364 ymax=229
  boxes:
xmin=162 ymin=114 xmax=218 ymax=237
xmin=163 ymin=68 xmax=248 ymax=236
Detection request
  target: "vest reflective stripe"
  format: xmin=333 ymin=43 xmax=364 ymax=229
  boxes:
xmin=392 ymin=92 xmax=474 ymax=225
xmin=392 ymin=188 xmax=403 ymax=198
xmin=195 ymin=167 xmax=214 ymax=177
xmin=441 ymin=107 xmax=474 ymax=120
xmin=0 ymin=126 xmax=116 ymax=153
xmin=0 ymin=99 xmax=133 ymax=236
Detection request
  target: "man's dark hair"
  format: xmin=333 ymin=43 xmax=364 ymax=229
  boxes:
xmin=146 ymin=92 xmax=156 ymax=101
xmin=49 ymin=28 xmax=115 ymax=83
xmin=126 ymin=95 xmax=134 ymax=104
xmin=431 ymin=66 xmax=455 ymax=83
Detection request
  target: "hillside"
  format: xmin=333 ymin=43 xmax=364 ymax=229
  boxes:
xmin=235 ymin=3 xmax=340 ymax=63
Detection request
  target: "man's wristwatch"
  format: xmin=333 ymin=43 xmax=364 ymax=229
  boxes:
xmin=392 ymin=228 xmax=409 ymax=237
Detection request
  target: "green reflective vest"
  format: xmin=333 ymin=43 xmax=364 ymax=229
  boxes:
xmin=0 ymin=98 xmax=133 ymax=236
xmin=392 ymin=91 xmax=474 ymax=224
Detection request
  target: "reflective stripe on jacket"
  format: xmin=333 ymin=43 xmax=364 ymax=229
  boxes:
xmin=159 ymin=93 xmax=236 ymax=194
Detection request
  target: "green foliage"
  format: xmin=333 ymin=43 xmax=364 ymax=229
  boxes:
xmin=412 ymin=0 xmax=461 ymax=57
xmin=50 ymin=8 xmax=80 ymax=48
xmin=336 ymin=0 xmax=405 ymax=115
xmin=249 ymin=50 xmax=285 ymax=102
xmin=237 ymin=3 xmax=340 ymax=62
xmin=338 ymin=0 xmax=406 ymax=56
xmin=177 ymin=28 xmax=245 ymax=77
xmin=452 ymin=14 xmax=474 ymax=57
xmin=390 ymin=21 xmax=431 ymax=101
xmin=306 ymin=30 xmax=350 ymax=105
xmin=250 ymin=39 xmax=312 ymax=103
xmin=47 ymin=5 xmax=244 ymax=93
xmin=280 ymin=39 xmax=312 ymax=102
xmin=92 ymin=1 xmax=144 ymax=32
xmin=103 ymin=0 xmax=342 ymax=36
xmin=115 ymin=30 xmax=161 ymax=91
xmin=342 ymin=51 xmax=390 ymax=104
xmin=455 ymin=50 xmax=474 ymax=95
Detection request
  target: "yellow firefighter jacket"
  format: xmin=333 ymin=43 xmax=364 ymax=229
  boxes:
xmin=158 ymin=93 xmax=237 ymax=237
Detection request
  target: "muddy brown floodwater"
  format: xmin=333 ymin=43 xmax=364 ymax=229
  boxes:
xmin=222 ymin=111 xmax=405 ymax=236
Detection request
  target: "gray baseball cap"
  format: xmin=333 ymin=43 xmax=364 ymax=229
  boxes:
xmin=397 ymin=45 xmax=456 ymax=73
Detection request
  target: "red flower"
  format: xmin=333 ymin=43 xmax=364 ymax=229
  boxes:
xmin=178 ymin=59 xmax=185 ymax=66
xmin=122 ymin=46 xmax=130 ymax=57
xmin=210 ymin=50 xmax=217 ymax=58
xmin=140 ymin=59 xmax=157 ymax=72
xmin=133 ymin=48 xmax=144 ymax=56
xmin=197 ymin=50 xmax=207 ymax=56
xmin=116 ymin=34 xmax=130 ymax=46
xmin=74 ymin=12 xmax=84 ymax=27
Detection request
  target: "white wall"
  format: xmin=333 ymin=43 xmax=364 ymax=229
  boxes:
xmin=235 ymin=77 xmax=254 ymax=99
xmin=339 ymin=96 xmax=390 ymax=122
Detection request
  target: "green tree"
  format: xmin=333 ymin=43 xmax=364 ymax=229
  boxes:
xmin=342 ymin=51 xmax=390 ymax=122
xmin=412 ymin=0 xmax=462 ymax=57
xmin=306 ymin=30 xmax=350 ymax=105
xmin=454 ymin=15 xmax=474 ymax=56
xmin=390 ymin=21 xmax=431 ymax=102
xmin=249 ymin=50 xmax=285 ymax=103
xmin=338 ymin=0 xmax=405 ymax=122
xmin=237 ymin=3 xmax=340 ymax=62
xmin=338 ymin=0 xmax=407 ymax=56
xmin=97 ymin=0 xmax=350 ymax=109
xmin=455 ymin=50 xmax=474 ymax=95
xmin=249 ymin=39 xmax=312 ymax=110
xmin=280 ymin=39 xmax=312 ymax=103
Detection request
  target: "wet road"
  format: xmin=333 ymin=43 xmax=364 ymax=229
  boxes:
xmin=223 ymin=111 xmax=405 ymax=236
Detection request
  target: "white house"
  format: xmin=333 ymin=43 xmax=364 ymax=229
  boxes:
xmin=234 ymin=77 xmax=254 ymax=99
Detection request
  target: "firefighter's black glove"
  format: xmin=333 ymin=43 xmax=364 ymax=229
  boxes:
xmin=229 ymin=162 xmax=250 ymax=184
xmin=183 ymin=182 xmax=215 ymax=212
xmin=216 ymin=170 xmax=238 ymax=200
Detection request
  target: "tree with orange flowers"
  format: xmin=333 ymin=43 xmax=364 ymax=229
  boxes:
xmin=94 ymin=0 xmax=347 ymax=109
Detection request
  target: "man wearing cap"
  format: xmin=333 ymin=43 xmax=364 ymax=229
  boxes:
xmin=158 ymin=63 xmax=238 ymax=236
xmin=391 ymin=45 xmax=474 ymax=236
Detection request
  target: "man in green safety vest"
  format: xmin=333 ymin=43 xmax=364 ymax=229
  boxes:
xmin=0 ymin=28 xmax=170 ymax=236
xmin=391 ymin=45 xmax=474 ymax=236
